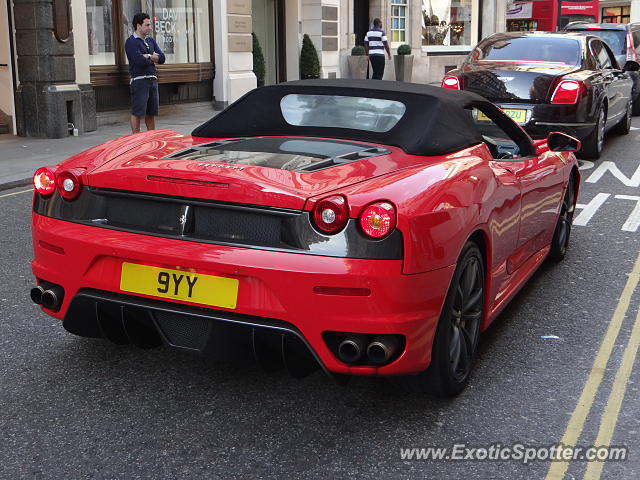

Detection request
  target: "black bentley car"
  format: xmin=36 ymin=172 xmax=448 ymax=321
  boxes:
xmin=564 ymin=22 xmax=640 ymax=115
xmin=442 ymin=32 xmax=639 ymax=158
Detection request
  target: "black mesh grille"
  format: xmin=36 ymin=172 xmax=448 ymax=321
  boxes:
xmin=107 ymin=196 xmax=182 ymax=234
xmin=154 ymin=311 xmax=212 ymax=351
xmin=193 ymin=206 xmax=282 ymax=246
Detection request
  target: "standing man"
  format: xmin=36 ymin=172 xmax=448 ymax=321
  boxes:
xmin=125 ymin=13 xmax=165 ymax=133
xmin=364 ymin=18 xmax=391 ymax=80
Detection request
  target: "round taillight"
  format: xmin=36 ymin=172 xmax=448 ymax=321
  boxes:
xmin=359 ymin=201 xmax=396 ymax=239
xmin=312 ymin=195 xmax=349 ymax=234
xmin=56 ymin=169 xmax=83 ymax=200
xmin=33 ymin=167 xmax=56 ymax=196
xmin=442 ymin=76 xmax=460 ymax=89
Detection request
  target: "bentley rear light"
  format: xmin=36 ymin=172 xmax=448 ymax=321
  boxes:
xmin=551 ymin=80 xmax=584 ymax=104
xmin=441 ymin=76 xmax=460 ymax=90
xmin=33 ymin=167 xmax=56 ymax=196
xmin=359 ymin=201 xmax=396 ymax=239
xmin=312 ymin=195 xmax=349 ymax=234
xmin=56 ymin=169 xmax=83 ymax=200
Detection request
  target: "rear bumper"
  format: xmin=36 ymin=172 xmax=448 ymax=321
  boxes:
xmin=32 ymin=213 xmax=455 ymax=376
xmin=496 ymin=102 xmax=596 ymax=140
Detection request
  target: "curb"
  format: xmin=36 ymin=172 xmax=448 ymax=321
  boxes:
xmin=0 ymin=178 xmax=31 ymax=192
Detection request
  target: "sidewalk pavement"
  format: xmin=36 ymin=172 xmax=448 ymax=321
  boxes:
xmin=0 ymin=101 xmax=221 ymax=191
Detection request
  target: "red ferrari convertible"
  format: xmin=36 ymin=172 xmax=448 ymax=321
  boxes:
xmin=30 ymin=80 xmax=579 ymax=396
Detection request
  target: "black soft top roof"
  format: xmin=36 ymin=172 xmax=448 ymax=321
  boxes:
xmin=192 ymin=79 xmax=508 ymax=156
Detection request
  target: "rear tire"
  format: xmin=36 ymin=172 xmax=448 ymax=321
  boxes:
xmin=579 ymin=106 xmax=605 ymax=160
xmin=632 ymin=94 xmax=640 ymax=116
xmin=392 ymin=241 xmax=484 ymax=396
xmin=549 ymin=175 xmax=575 ymax=262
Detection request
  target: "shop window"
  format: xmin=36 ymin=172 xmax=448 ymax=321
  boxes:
xmin=422 ymin=0 xmax=473 ymax=48
xmin=87 ymin=0 xmax=211 ymax=66
xmin=194 ymin=0 xmax=210 ymax=62
xmin=86 ymin=0 xmax=116 ymax=65
xmin=391 ymin=0 xmax=408 ymax=43
xmin=507 ymin=20 xmax=538 ymax=32
xmin=602 ymin=6 xmax=631 ymax=24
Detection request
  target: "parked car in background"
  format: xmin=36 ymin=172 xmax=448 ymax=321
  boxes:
xmin=442 ymin=32 xmax=639 ymax=159
xmin=30 ymin=80 xmax=580 ymax=396
xmin=564 ymin=21 xmax=640 ymax=115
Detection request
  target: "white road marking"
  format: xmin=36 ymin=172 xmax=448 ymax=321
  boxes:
xmin=586 ymin=161 xmax=640 ymax=187
xmin=574 ymin=193 xmax=611 ymax=226
xmin=615 ymin=195 xmax=640 ymax=232
xmin=578 ymin=160 xmax=595 ymax=171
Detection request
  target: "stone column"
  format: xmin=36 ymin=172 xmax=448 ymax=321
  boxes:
xmin=12 ymin=0 xmax=94 ymax=137
xmin=494 ymin=0 xmax=507 ymax=36
xmin=632 ymin=0 xmax=640 ymax=23
xmin=213 ymin=0 xmax=256 ymax=109
xmin=301 ymin=0 xmax=340 ymax=78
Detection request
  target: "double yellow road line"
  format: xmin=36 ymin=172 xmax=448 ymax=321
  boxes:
xmin=546 ymin=253 xmax=640 ymax=480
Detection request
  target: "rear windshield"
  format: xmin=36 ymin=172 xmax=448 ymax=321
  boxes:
xmin=280 ymin=94 xmax=406 ymax=132
xmin=569 ymin=29 xmax=626 ymax=54
xmin=473 ymin=37 xmax=582 ymax=65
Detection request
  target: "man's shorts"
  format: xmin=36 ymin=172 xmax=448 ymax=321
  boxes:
xmin=130 ymin=78 xmax=159 ymax=117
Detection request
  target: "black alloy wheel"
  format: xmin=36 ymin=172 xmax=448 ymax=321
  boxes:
xmin=613 ymin=99 xmax=633 ymax=135
xmin=580 ymin=106 xmax=606 ymax=160
xmin=393 ymin=241 xmax=485 ymax=396
xmin=549 ymin=175 xmax=575 ymax=262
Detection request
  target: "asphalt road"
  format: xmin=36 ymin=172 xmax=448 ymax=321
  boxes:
xmin=2 ymin=123 xmax=640 ymax=479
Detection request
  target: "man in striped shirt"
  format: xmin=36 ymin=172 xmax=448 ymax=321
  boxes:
xmin=364 ymin=18 xmax=392 ymax=80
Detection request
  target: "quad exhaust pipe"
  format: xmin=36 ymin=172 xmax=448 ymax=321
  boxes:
xmin=30 ymin=282 xmax=64 ymax=312
xmin=337 ymin=335 xmax=368 ymax=364
xmin=336 ymin=334 xmax=400 ymax=365
xmin=366 ymin=336 xmax=400 ymax=365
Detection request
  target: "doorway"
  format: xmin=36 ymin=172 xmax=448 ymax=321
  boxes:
xmin=354 ymin=0 xmax=370 ymax=46
xmin=252 ymin=0 xmax=286 ymax=85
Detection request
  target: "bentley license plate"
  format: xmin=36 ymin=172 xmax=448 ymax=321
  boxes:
xmin=120 ymin=262 xmax=239 ymax=309
xmin=478 ymin=109 xmax=527 ymax=124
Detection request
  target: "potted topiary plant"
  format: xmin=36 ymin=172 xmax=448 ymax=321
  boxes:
xmin=252 ymin=32 xmax=266 ymax=87
xmin=300 ymin=34 xmax=320 ymax=79
xmin=348 ymin=45 xmax=368 ymax=79
xmin=394 ymin=44 xmax=414 ymax=82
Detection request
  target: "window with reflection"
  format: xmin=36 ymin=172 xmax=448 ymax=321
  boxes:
xmin=280 ymin=95 xmax=406 ymax=132
xmin=86 ymin=0 xmax=115 ymax=65
xmin=86 ymin=0 xmax=211 ymax=65
xmin=422 ymin=0 xmax=473 ymax=47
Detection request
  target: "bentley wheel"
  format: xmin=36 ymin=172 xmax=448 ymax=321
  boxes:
xmin=580 ymin=106 xmax=606 ymax=160
xmin=633 ymin=94 xmax=640 ymax=116
xmin=549 ymin=175 xmax=575 ymax=262
xmin=613 ymin=99 xmax=632 ymax=135
xmin=393 ymin=241 xmax=484 ymax=396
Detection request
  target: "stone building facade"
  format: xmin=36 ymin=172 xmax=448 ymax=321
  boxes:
xmin=3 ymin=0 xmax=636 ymax=138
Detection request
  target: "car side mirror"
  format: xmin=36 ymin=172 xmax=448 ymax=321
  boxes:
xmin=546 ymin=132 xmax=581 ymax=152
xmin=623 ymin=60 xmax=640 ymax=72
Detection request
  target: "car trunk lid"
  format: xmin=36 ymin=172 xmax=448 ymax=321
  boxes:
xmin=461 ymin=63 xmax=581 ymax=103
xmin=87 ymin=136 xmax=421 ymax=210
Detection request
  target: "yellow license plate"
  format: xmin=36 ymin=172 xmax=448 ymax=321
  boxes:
xmin=478 ymin=109 xmax=527 ymax=124
xmin=120 ymin=262 xmax=239 ymax=309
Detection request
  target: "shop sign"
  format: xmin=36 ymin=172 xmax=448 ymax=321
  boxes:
xmin=507 ymin=1 xmax=533 ymax=19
